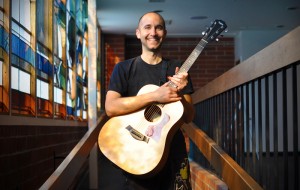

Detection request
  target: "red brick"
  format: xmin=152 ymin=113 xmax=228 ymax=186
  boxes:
xmin=189 ymin=161 xmax=228 ymax=190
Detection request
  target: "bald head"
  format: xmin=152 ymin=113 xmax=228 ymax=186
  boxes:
xmin=138 ymin=12 xmax=166 ymax=30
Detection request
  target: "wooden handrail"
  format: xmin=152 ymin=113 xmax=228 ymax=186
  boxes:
xmin=192 ymin=26 xmax=300 ymax=103
xmin=182 ymin=123 xmax=263 ymax=190
xmin=39 ymin=113 xmax=108 ymax=190
xmin=0 ymin=114 xmax=88 ymax=127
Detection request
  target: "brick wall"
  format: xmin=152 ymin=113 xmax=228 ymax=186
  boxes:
xmin=103 ymin=34 xmax=126 ymax=90
xmin=105 ymin=35 xmax=235 ymax=90
xmin=0 ymin=125 xmax=87 ymax=189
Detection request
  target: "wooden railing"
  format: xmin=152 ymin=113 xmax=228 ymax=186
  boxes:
xmin=40 ymin=26 xmax=299 ymax=190
xmin=39 ymin=114 xmax=108 ymax=190
xmin=188 ymin=26 xmax=300 ymax=190
xmin=182 ymin=123 xmax=263 ymax=190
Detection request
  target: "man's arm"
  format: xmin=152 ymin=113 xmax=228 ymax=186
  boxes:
xmin=105 ymin=83 xmax=182 ymax=117
xmin=105 ymin=90 xmax=155 ymax=117
xmin=181 ymin=94 xmax=195 ymax=123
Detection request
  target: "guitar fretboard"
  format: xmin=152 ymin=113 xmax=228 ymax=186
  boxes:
xmin=167 ymin=39 xmax=208 ymax=88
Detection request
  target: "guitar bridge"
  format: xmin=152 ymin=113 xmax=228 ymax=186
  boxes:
xmin=126 ymin=126 xmax=149 ymax=143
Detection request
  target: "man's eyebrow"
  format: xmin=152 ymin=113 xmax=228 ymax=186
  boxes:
xmin=143 ymin=24 xmax=151 ymax=27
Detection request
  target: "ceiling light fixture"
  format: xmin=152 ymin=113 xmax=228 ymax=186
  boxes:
xmin=190 ymin=16 xmax=208 ymax=20
xmin=153 ymin=10 xmax=163 ymax=13
xmin=276 ymin=25 xmax=284 ymax=28
xmin=287 ymin=6 xmax=299 ymax=10
xmin=165 ymin=20 xmax=172 ymax=25
xmin=149 ymin=0 xmax=165 ymax=2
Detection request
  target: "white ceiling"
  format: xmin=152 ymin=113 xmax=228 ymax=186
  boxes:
xmin=96 ymin=0 xmax=300 ymax=37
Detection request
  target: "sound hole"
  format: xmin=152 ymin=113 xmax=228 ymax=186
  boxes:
xmin=144 ymin=105 xmax=162 ymax=122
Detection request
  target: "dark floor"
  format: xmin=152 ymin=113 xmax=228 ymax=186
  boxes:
xmin=75 ymin=150 xmax=127 ymax=190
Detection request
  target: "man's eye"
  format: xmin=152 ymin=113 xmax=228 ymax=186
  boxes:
xmin=156 ymin=26 xmax=164 ymax=31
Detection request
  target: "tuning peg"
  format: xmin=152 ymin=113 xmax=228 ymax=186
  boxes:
xmin=202 ymin=31 xmax=206 ymax=35
xmin=216 ymin=38 xmax=219 ymax=41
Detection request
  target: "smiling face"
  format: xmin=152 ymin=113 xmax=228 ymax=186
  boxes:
xmin=136 ymin=12 xmax=167 ymax=53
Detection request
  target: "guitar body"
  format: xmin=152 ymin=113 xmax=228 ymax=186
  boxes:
xmin=98 ymin=84 xmax=184 ymax=176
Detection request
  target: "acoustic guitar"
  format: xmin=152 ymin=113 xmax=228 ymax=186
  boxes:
xmin=98 ymin=20 xmax=227 ymax=176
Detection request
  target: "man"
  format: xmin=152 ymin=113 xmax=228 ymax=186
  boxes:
xmin=100 ymin=12 xmax=194 ymax=190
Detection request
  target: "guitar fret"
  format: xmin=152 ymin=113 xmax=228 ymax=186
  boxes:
xmin=167 ymin=81 xmax=178 ymax=89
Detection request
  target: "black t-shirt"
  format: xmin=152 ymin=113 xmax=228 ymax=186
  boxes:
xmin=108 ymin=56 xmax=194 ymax=96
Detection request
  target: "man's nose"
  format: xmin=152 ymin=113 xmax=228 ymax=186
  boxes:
xmin=149 ymin=28 xmax=157 ymax=35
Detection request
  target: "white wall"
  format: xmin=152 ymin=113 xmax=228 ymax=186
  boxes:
xmin=235 ymin=30 xmax=290 ymax=62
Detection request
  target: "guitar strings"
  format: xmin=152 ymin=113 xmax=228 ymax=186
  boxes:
xmin=132 ymin=103 xmax=162 ymax=138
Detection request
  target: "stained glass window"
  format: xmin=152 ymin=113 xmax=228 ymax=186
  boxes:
xmin=66 ymin=0 xmax=77 ymax=119
xmin=75 ymin=0 xmax=88 ymax=120
xmin=64 ymin=0 xmax=88 ymax=121
xmin=36 ymin=0 xmax=53 ymax=117
xmin=0 ymin=0 xmax=10 ymax=113
xmin=11 ymin=0 xmax=36 ymax=115
xmin=54 ymin=0 xmax=67 ymax=119
xmin=1 ymin=0 xmax=94 ymax=120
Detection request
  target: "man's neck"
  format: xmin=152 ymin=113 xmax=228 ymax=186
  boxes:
xmin=141 ymin=52 xmax=162 ymax=65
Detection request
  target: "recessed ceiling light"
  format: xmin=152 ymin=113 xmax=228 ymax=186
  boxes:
xmin=153 ymin=10 xmax=163 ymax=13
xmin=190 ymin=16 xmax=208 ymax=20
xmin=276 ymin=25 xmax=284 ymax=28
xmin=149 ymin=0 xmax=165 ymax=2
xmin=165 ymin=20 xmax=172 ymax=25
xmin=287 ymin=6 xmax=299 ymax=10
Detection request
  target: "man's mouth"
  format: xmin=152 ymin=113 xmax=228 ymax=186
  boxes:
xmin=147 ymin=38 xmax=160 ymax=44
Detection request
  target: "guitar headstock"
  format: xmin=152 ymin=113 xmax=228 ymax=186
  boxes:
xmin=202 ymin=20 xmax=227 ymax=42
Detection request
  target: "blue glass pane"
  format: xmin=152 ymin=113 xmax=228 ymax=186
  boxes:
xmin=37 ymin=53 xmax=53 ymax=76
xmin=11 ymin=34 xmax=35 ymax=66
xmin=37 ymin=54 xmax=43 ymax=70
xmin=19 ymin=38 xmax=26 ymax=59
xmin=54 ymin=0 xmax=66 ymax=27
xmin=48 ymin=62 xmax=53 ymax=76
xmin=0 ymin=26 xmax=3 ymax=47
xmin=0 ymin=26 xmax=9 ymax=53
xmin=67 ymin=106 xmax=73 ymax=115
xmin=67 ymin=0 xmax=76 ymax=15
xmin=11 ymin=35 xmax=19 ymax=55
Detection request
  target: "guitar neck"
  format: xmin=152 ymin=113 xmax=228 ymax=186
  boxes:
xmin=167 ymin=19 xmax=227 ymax=88
xmin=167 ymin=39 xmax=207 ymax=88
xmin=178 ymin=39 xmax=207 ymax=74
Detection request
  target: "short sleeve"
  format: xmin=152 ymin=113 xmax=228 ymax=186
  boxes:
xmin=107 ymin=61 xmax=130 ymax=96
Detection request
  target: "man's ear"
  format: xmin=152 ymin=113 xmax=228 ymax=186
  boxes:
xmin=162 ymin=29 xmax=167 ymax=40
xmin=136 ymin=28 xmax=140 ymax=39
